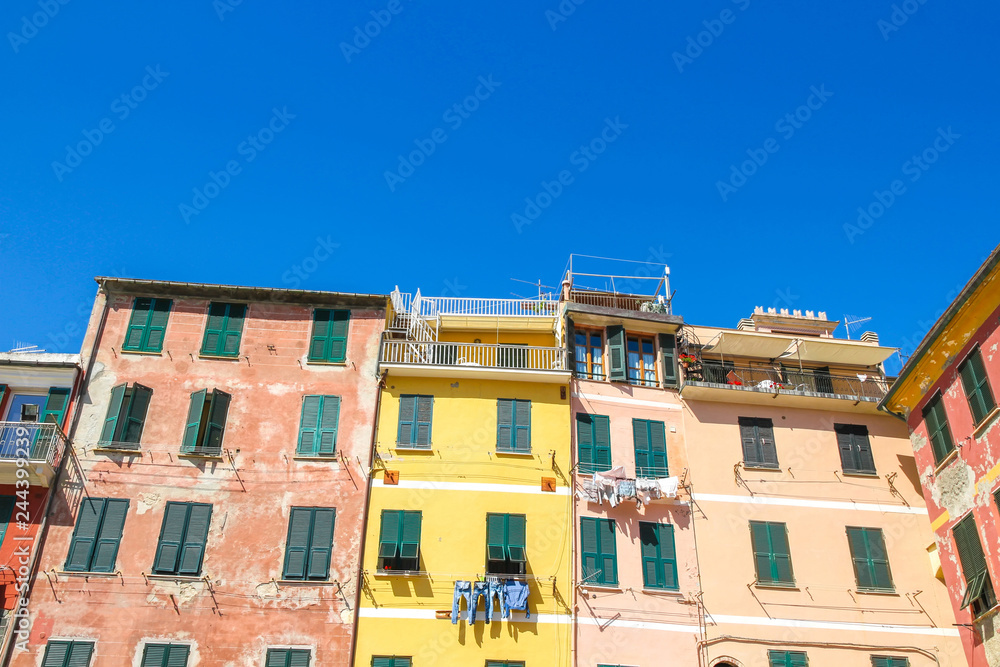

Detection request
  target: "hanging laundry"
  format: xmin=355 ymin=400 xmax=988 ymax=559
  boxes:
xmin=616 ymin=478 xmax=637 ymax=504
xmin=635 ymin=477 xmax=662 ymax=505
xmin=451 ymin=580 xmax=472 ymax=624
xmin=593 ymin=467 xmax=627 ymax=507
xmin=503 ymin=579 xmax=530 ymax=619
xmin=658 ymin=476 xmax=679 ymax=499
xmin=469 ymin=581 xmax=491 ymax=623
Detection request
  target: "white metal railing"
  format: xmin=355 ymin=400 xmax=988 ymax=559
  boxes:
xmin=380 ymin=340 xmax=567 ymax=372
xmin=391 ymin=292 xmax=558 ymax=319
xmin=0 ymin=422 xmax=66 ymax=466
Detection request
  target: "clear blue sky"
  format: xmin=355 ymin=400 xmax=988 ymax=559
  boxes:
xmin=1 ymin=0 xmax=996 ymax=372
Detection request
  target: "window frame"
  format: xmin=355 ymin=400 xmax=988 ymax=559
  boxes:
xmin=122 ymin=297 xmax=172 ymax=353
xmin=768 ymin=650 xmax=808 ymax=667
xmin=750 ymin=520 xmax=795 ymax=587
xmin=372 ymin=657 xmax=411 ymax=667
xmin=152 ymin=501 xmax=213 ymax=576
xmin=308 ymin=308 xmax=350 ymax=363
xmin=958 ymin=346 xmax=997 ymax=426
xmin=297 ymin=395 xmax=341 ymax=456
xmin=266 ymin=647 xmax=312 ymax=667
xmin=397 ymin=394 xmax=433 ymax=448
xmin=871 ymin=657 xmax=910 ymax=667
xmin=282 ymin=507 xmax=336 ymax=581
xmin=639 ymin=521 xmax=679 ymax=591
xmin=834 ymin=423 xmax=876 ymax=475
xmin=64 ymin=497 xmax=129 ymax=573
xmin=846 ymin=526 xmax=894 ymax=592
xmin=739 ymin=417 xmax=778 ymax=469
xmin=40 ymin=640 xmax=95 ymax=667
xmin=576 ymin=412 xmax=612 ymax=474
xmin=377 ymin=509 xmax=422 ymax=573
xmin=922 ymin=391 xmax=955 ymax=465
xmin=574 ymin=327 xmax=606 ymax=380
xmin=486 ymin=512 xmax=527 ymax=576
xmin=496 ymin=398 xmax=531 ymax=454
xmin=200 ymin=302 xmax=247 ymax=358
xmin=580 ymin=516 xmax=618 ymax=587
xmin=140 ymin=642 xmax=191 ymax=667
xmin=625 ymin=333 xmax=658 ymax=387
xmin=632 ymin=418 xmax=668 ymax=478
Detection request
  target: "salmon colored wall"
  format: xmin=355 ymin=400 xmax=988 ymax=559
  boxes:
xmin=0 ymin=485 xmax=48 ymax=612
xmin=12 ymin=290 xmax=384 ymax=666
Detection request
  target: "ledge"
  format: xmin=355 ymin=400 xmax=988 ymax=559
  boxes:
xmin=973 ymin=407 xmax=1000 ymax=439
xmin=92 ymin=446 xmax=143 ymax=455
xmin=197 ymin=354 xmax=241 ymax=361
xmin=742 ymin=464 xmax=781 ymax=472
xmin=305 ymin=360 xmax=348 ymax=367
xmin=754 ymin=582 xmax=798 ymax=591
xmin=144 ymin=573 xmax=209 ymax=582
xmin=578 ymin=584 xmax=622 ymax=593
xmin=840 ymin=470 xmax=880 ymax=478
xmin=54 ymin=570 xmax=120 ymax=578
xmin=641 ymin=588 xmax=683 ymax=596
xmin=177 ymin=453 xmax=223 ymax=461
xmin=972 ymin=602 xmax=1000 ymax=624
xmin=933 ymin=449 xmax=959 ymax=476
xmin=293 ymin=456 xmax=339 ymax=462
xmin=275 ymin=579 xmax=340 ymax=586
xmin=372 ymin=570 xmax=427 ymax=578
xmin=119 ymin=349 xmax=163 ymax=357
xmin=392 ymin=446 xmax=434 ymax=453
xmin=495 ymin=450 xmax=534 ymax=458
xmin=855 ymin=588 xmax=899 ymax=596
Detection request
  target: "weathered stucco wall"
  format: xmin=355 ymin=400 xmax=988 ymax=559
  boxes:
xmin=11 ymin=289 xmax=384 ymax=666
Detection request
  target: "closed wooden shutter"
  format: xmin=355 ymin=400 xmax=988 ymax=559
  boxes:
xmin=633 ymin=419 xmax=650 ymax=474
xmin=91 ymin=499 xmax=129 ymax=573
xmin=659 ymin=333 xmax=678 ymax=388
xmin=310 ymin=309 xmax=332 ymax=360
xmin=153 ymin=502 xmax=188 ymax=573
xmin=496 ymin=399 xmax=514 ymax=451
xmin=202 ymin=303 xmax=227 ymax=355
xmin=141 ymin=644 xmax=167 ymax=667
xmin=513 ymin=400 xmax=531 ymax=452
xmin=413 ymin=396 xmax=432 ymax=446
xmin=758 ymin=419 xmax=778 ymax=467
xmin=284 ymin=508 xmax=313 ymax=579
xmin=144 ymin=299 xmax=171 ymax=352
xmin=41 ymin=641 xmax=70 ymax=667
xmin=923 ymin=395 xmax=954 ymax=463
xmin=318 ymin=396 xmax=340 ymax=454
xmin=124 ymin=297 xmax=153 ymax=350
xmin=165 ymin=645 xmax=189 ymax=667
xmin=379 ymin=510 xmax=400 ymax=558
xmin=397 ymin=396 xmax=416 ymax=445
xmin=640 ymin=521 xmax=659 ymax=588
xmin=65 ymin=498 xmax=104 ymax=571
xmin=178 ymin=503 xmax=212 ymax=575
xmin=594 ymin=415 xmax=612 ymax=470
xmin=607 ymin=325 xmax=627 ymax=382
xmin=287 ymin=649 xmax=311 ymax=667
xmin=576 ymin=413 xmax=595 ymax=472
xmin=648 ymin=420 xmax=668 ymax=476
xmin=266 ymin=649 xmax=289 ymax=667
xmin=221 ymin=304 xmax=246 ymax=356
xmin=328 ymin=310 xmax=350 ymax=362
xmin=580 ymin=517 xmax=600 ymax=584
xmin=597 ymin=518 xmax=618 ymax=585
xmin=65 ymin=641 xmax=94 ymax=667
xmin=487 ymin=514 xmax=506 ymax=560
xmin=507 ymin=514 xmax=526 ymax=562
xmin=41 ymin=388 xmax=70 ymax=429
xmin=399 ymin=511 xmax=421 ymax=559
xmin=566 ymin=317 xmax=576 ymax=372
xmin=307 ymin=508 xmax=335 ymax=580
xmin=298 ymin=396 xmax=322 ymax=455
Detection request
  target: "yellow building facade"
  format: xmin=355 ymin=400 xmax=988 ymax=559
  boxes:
xmin=353 ymin=292 xmax=573 ymax=667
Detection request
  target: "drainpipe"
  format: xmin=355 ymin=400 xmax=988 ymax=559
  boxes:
xmin=1 ymin=286 xmax=110 ymax=667
xmin=569 ymin=379 xmax=578 ymax=667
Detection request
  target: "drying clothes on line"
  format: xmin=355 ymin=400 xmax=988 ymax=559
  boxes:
xmin=469 ymin=581 xmax=491 ymax=624
xmin=504 ymin=579 xmax=530 ymax=620
xmin=451 ymin=580 xmax=472 ymax=624
xmin=616 ymin=478 xmax=637 ymax=504
xmin=659 ymin=476 xmax=679 ymax=498
xmin=592 ymin=467 xmax=627 ymax=507
xmin=635 ymin=476 xmax=680 ymax=504
xmin=451 ymin=578 xmax=529 ymax=623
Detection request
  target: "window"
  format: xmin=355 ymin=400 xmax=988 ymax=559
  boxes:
xmin=739 ymin=417 xmax=778 ymax=469
xmin=41 ymin=387 xmax=70 ymax=428
xmin=65 ymin=498 xmax=129 ymax=573
xmin=141 ymin=643 xmax=190 ymax=667
xmin=659 ymin=333 xmax=678 ymax=389
xmin=181 ymin=389 xmax=231 ymax=456
xmin=100 ymin=383 xmax=152 ymax=448
xmin=922 ymin=393 xmax=955 ymax=464
xmin=768 ymin=651 xmax=807 ymax=667
xmin=607 ymin=325 xmax=627 ymax=382
xmin=633 ymin=418 xmax=668 ymax=477
xmin=952 ymin=513 xmax=997 ymax=616
xmin=41 ymin=640 xmax=94 ymax=667
xmin=486 ymin=513 xmax=526 ymax=575
xmin=486 ymin=662 xmax=525 ymax=667
xmin=201 ymin=302 xmax=247 ymax=357
xmin=123 ymin=297 xmax=171 ymax=353
xmin=640 ymin=522 xmax=678 ymax=590
xmin=959 ymin=347 xmax=996 ymax=425
xmin=397 ymin=395 xmax=433 ymax=448
xmin=574 ymin=328 xmax=605 ymax=380
xmin=378 ymin=510 xmax=421 ymax=572
xmin=580 ymin=517 xmax=618 ymax=586
xmin=871 ymin=657 xmax=909 ymax=667
xmin=750 ymin=521 xmax=794 ymax=586
xmin=846 ymin=527 xmax=894 ymax=592
xmin=153 ymin=502 xmax=212 ymax=575
xmin=834 ymin=424 xmax=875 ymax=475
xmin=372 ymin=659 xmax=411 ymax=667
xmin=297 ymin=395 xmax=340 ymax=456
xmin=576 ymin=413 xmax=612 ymax=474
xmin=309 ymin=309 xmax=349 ymax=363
xmin=283 ymin=507 xmax=336 ymax=580
xmin=626 ymin=335 xmax=657 ymax=386
xmin=266 ymin=649 xmax=311 ymax=667
xmin=497 ymin=399 xmax=530 ymax=453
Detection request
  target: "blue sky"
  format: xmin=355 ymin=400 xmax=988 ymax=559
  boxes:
xmin=1 ymin=0 xmax=996 ymax=371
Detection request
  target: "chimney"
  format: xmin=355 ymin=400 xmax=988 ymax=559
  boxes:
xmin=737 ymin=318 xmax=755 ymax=331
xmin=860 ymin=331 xmax=879 ymax=344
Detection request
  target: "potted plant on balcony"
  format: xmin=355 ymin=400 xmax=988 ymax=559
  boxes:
xmin=679 ymin=354 xmax=697 ymax=369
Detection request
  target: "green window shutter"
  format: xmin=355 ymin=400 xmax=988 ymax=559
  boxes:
xmin=649 ymin=420 xmax=668 ymax=476
xmin=378 ymin=510 xmax=401 ymax=559
xmin=847 ymin=527 xmax=874 ymax=590
xmin=65 ymin=498 xmax=104 ymax=571
xmin=598 ymin=518 xmax=618 ymax=585
xmin=659 ymin=333 xmax=678 ymax=388
xmin=954 ymin=514 xmax=988 ymax=582
xmin=513 ymin=400 xmax=531 ymax=452
xmin=266 ymin=649 xmax=288 ymax=667
xmin=201 ymin=390 xmax=230 ymax=453
xmin=566 ymin=317 xmax=576 ymax=371
xmin=100 ymin=383 xmax=128 ymax=444
xmin=633 ymin=419 xmax=667 ymax=477
xmin=923 ymin=395 xmax=955 ymax=464
xmin=144 ymin=299 xmax=171 ymax=352
xmin=42 ymin=641 xmax=69 ymax=667
xmin=178 ymin=503 xmax=212 ymax=575
xmin=285 ymin=508 xmax=313 ymax=579
xmin=154 ymin=502 xmax=188 ymax=573
xmin=757 ymin=419 xmax=778 ymax=467
xmin=633 ymin=419 xmax=650 ymax=474
xmin=507 ymin=514 xmax=526 ymax=562
xmin=328 ymin=310 xmax=350 ymax=362
xmin=769 ymin=522 xmax=793 ymax=584
xmin=120 ymin=384 xmax=152 ymax=445
xmin=287 ymin=650 xmax=311 ymax=667
xmin=0 ymin=384 xmax=6 ymax=412
xmin=594 ymin=415 xmax=612 ymax=471
xmin=863 ymin=528 xmax=893 ymax=591
xmin=66 ymin=642 xmax=94 ymax=667
xmin=414 ymin=396 xmax=433 ymax=446
xmin=580 ymin=517 xmax=600 ymax=584
xmin=307 ymin=508 xmax=335 ymax=580
xmin=165 ymin=645 xmax=190 ymax=667
xmin=141 ymin=644 xmax=167 ymax=667
xmin=872 ymin=658 xmax=908 ymax=667
xmin=202 ymin=302 xmax=228 ymax=355
xmin=607 ymin=325 xmax=627 ymax=382
xmin=836 ymin=424 xmax=875 ymax=474
xmin=576 ymin=413 xmax=596 ymax=473
xmin=318 ymin=396 xmax=340 ymax=454
xmin=487 ymin=513 xmax=507 ymax=560
xmin=181 ymin=390 xmax=207 ymax=453
xmin=222 ymin=304 xmax=246 ymax=356
xmin=751 ymin=521 xmax=794 ymax=585
xmin=639 ymin=521 xmax=659 ymax=588
xmin=659 ymin=524 xmax=678 ymax=589
xmin=960 ymin=349 xmax=996 ymax=424
xmin=0 ymin=496 xmax=13 ymax=547
xmin=397 ymin=395 xmax=417 ymax=446
xmin=739 ymin=417 xmax=761 ymax=465
xmin=309 ymin=309 xmax=332 ymax=361
xmin=854 ymin=426 xmax=875 ymax=473
xmin=497 ymin=399 xmax=514 ymax=451
xmin=124 ymin=297 xmax=153 ymax=350
xmin=41 ymin=387 xmax=70 ymax=429
xmin=399 ymin=511 xmax=421 ymax=559
xmin=298 ymin=396 xmax=322 ymax=456
xmin=91 ymin=499 xmax=129 ymax=573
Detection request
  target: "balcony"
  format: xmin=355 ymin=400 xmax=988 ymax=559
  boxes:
xmin=568 ymin=289 xmax=671 ymax=315
xmin=680 ymin=362 xmax=890 ymax=412
xmin=379 ymin=340 xmax=570 ymax=383
xmin=0 ymin=422 xmax=68 ymax=486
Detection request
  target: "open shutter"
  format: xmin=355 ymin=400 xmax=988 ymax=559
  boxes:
xmin=181 ymin=390 xmax=207 ymax=453
xmin=514 ymin=400 xmax=531 ymax=452
xmin=649 ymin=420 xmax=668 ymax=476
xmin=66 ymin=642 xmax=94 ymax=667
xmin=222 ymin=304 xmax=246 ymax=356
xmin=153 ymin=502 xmax=189 ymax=573
xmin=378 ymin=510 xmax=400 ymax=559
xmin=318 ymin=396 xmax=340 ymax=454
xmin=607 ymin=325 xmax=627 ymax=382
xmin=202 ymin=390 xmax=230 ymax=453
xmin=566 ymin=318 xmax=576 ymax=372
xmin=100 ymin=383 xmax=128 ymax=444
xmin=307 ymin=509 xmax=335 ymax=580
xmin=121 ymin=384 xmax=152 ymax=445
xmin=400 ymin=511 xmax=421 ymax=559
xmin=576 ymin=414 xmax=595 ymax=472
xmin=144 ymin=299 xmax=171 ymax=352
xmin=41 ymin=388 xmax=70 ymax=429
xmin=414 ymin=396 xmax=432 ymax=446
xmin=65 ymin=498 xmax=104 ymax=571
xmin=580 ymin=517 xmax=599 ymax=583
xmin=659 ymin=333 xmax=678 ymax=388
xmin=310 ymin=309 xmax=332 ymax=361
xmin=496 ymin=399 xmax=514 ymax=451
xmin=633 ymin=420 xmax=650 ymax=475
xmin=639 ymin=521 xmax=659 ymax=588
xmin=0 ymin=497 xmax=11 ymax=546
xmin=298 ymin=396 xmax=321 ymax=455
xmin=178 ymin=503 xmax=212 ymax=575
xmin=593 ymin=415 xmax=612 ymax=471
xmin=770 ymin=523 xmax=793 ymax=584
xmin=124 ymin=298 xmax=152 ymax=350
xmin=486 ymin=514 xmax=506 ymax=560
xmin=284 ymin=508 xmax=312 ymax=579
xmin=969 ymin=350 xmax=996 ymax=416
xmin=954 ymin=515 xmax=987 ymax=584
xmin=597 ymin=518 xmax=618 ymax=585
xmin=165 ymin=645 xmax=190 ymax=667
xmin=91 ymin=498 xmax=129 ymax=573
xmin=202 ymin=303 xmax=227 ymax=355
xmin=328 ymin=310 xmax=350 ymax=362
xmin=961 ymin=351 xmax=993 ymax=423
xmin=507 ymin=514 xmax=526 ymax=562
xmin=397 ymin=396 xmax=416 ymax=445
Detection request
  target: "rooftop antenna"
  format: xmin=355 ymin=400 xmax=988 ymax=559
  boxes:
xmin=843 ymin=315 xmax=872 ymax=340
xmin=511 ymin=278 xmax=555 ymax=300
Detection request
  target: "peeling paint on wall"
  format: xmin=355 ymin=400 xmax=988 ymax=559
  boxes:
xmin=911 ymin=431 xmax=928 ymax=452
xmin=932 ymin=458 xmax=976 ymax=518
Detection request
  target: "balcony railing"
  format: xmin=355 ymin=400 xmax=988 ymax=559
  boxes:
xmin=380 ymin=340 xmax=568 ymax=372
xmin=569 ymin=290 xmax=671 ymax=315
xmin=420 ymin=296 xmax=558 ymax=318
xmin=0 ymin=422 xmax=67 ymax=467
xmin=686 ymin=362 xmax=889 ymax=402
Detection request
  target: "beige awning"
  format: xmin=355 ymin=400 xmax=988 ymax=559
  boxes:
xmin=792 ymin=338 xmax=897 ymax=366
xmin=702 ymin=331 xmax=797 ymax=360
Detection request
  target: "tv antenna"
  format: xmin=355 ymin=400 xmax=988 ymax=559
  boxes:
xmin=511 ymin=278 xmax=556 ymax=300
xmin=843 ymin=314 xmax=872 ymax=340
